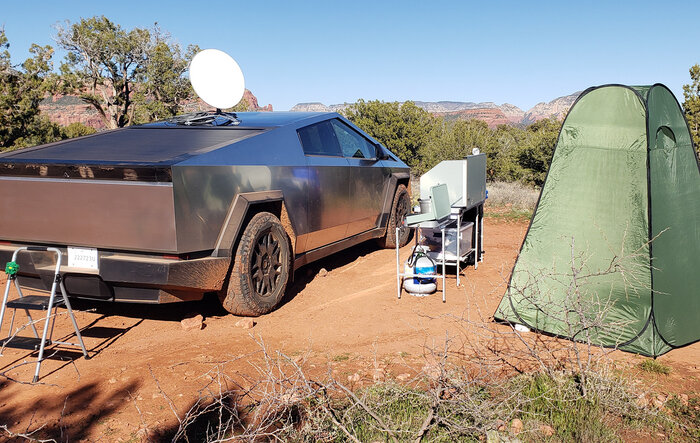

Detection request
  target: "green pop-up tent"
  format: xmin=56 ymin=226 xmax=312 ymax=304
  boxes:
xmin=495 ymin=84 xmax=700 ymax=357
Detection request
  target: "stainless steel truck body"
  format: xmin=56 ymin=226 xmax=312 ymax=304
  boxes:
xmin=0 ymin=112 xmax=411 ymax=315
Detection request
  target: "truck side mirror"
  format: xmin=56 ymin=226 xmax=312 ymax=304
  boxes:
xmin=375 ymin=144 xmax=389 ymax=160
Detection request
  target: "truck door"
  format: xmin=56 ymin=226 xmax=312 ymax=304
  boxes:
xmin=297 ymin=120 xmax=351 ymax=251
xmin=329 ymin=119 xmax=388 ymax=237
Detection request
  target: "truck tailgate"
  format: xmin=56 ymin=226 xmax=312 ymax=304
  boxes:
xmin=0 ymin=177 xmax=177 ymax=252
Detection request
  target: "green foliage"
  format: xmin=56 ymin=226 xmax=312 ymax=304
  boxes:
xmin=516 ymin=373 xmax=617 ymax=442
xmin=481 ymin=123 xmax=528 ymax=182
xmin=60 ymin=122 xmax=97 ymax=139
xmin=683 ymin=64 xmax=700 ymax=155
xmin=0 ymin=29 xmax=63 ymax=150
xmin=419 ymin=118 xmax=491 ymax=174
xmin=132 ymin=29 xmax=200 ymax=124
xmin=517 ymin=117 xmax=561 ymax=186
xmin=667 ymin=394 xmax=700 ymax=440
xmin=637 ymin=359 xmax=671 ymax=375
xmin=0 ymin=30 xmax=8 ymax=72
xmin=8 ymin=117 xmax=63 ymax=150
xmin=342 ymin=384 xmax=431 ymax=441
xmin=418 ymin=116 xmax=557 ymax=185
xmin=56 ymin=16 xmax=197 ymax=129
xmin=344 ymin=99 xmax=436 ymax=169
xmin=281 ymin=371 xmax=651 ymax=442
xmin=346 ymin=98 xmax=561 ymax=186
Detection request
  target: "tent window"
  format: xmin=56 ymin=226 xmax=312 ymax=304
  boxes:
xmin=655 ymin=126 xmax=676 ymax=150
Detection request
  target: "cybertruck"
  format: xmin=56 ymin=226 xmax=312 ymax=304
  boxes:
xmin=0 ymin=112 xmax=411 ymax=315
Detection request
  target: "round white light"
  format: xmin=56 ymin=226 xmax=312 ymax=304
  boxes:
xmin=189 ymin=49 xmax=245 ymax=110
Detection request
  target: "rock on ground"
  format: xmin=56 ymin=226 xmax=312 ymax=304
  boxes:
xmin=510 ymin=418 xmax=523 ymax=435
xmin=235 ymin=318 xmax=256 ymax=329
xmin=180 ymin=314 xmax=203 ymax=331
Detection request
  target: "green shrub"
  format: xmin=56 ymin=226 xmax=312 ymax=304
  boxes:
xmin=638 ymin=359 xmax=671 ymax=375
xmin=515 ymin=373 xmax=617 ymax=442
xmin=60 ymin=122 xmax=97 ymax=139
xmin=667 ymin=394 xmax=700 ymax=440
xmin=346 ymin=98 xmax=562 ymax=187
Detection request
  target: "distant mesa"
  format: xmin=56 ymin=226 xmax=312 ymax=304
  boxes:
xmin=290 ymin=102 xmax=351 ymax=113
xmin=42 ymin=90 xmax=580 ymax=130
xmin=436 ymin=108 xmax=514 ymax=127
xmin=291 ymin=92 xmax=582 ymax=127
xmin=39 ymin=89 xmax=272 ymax=129
xmin=38 ymin=94 xmax=105 ymax=129
xmin=520 ymin=92 xmax=581 ymax=125
xmin=182 ymin=89 xmax=272 ymax=114
xmin=290 ymin=102 xmax=334 ymax=113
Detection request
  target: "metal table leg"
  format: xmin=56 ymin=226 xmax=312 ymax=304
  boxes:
xmin=480 ymin=204 xmax=484 ymax=263
xmin=474 ymin=211 xmax=480 ymax=270
xmin=456 ymin=211 xmax=461 ymax=287
xmin=441 ymin=226 xmax=446 ymax=303
xmin=396 ymin=227 xmax=401 ymax=299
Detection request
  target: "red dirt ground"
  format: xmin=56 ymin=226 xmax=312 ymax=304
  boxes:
xmin=0 ymin=219 xmax=697 ymax=440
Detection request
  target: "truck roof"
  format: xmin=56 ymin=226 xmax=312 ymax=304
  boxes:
xmin=0 ymin=112 xmax=336 ymax=167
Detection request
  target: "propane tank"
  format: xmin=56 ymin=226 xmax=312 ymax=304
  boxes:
xmin=403 ymin=247 xmax=437 ymax=295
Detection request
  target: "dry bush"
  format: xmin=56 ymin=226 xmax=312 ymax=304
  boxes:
xmin=146 ymin=327 xmax=658 ymax=442
xmin=137 ymin=233 xmax=670 ymax=442
xmin=412 ymin=178 xmax=539 ymax=213
xmin=485 ymin=180 xmax=539 ymax=211
xmin=2 ymin=236 xmax=674 ymax=441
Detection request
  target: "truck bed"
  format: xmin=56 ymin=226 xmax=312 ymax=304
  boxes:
xmin=0 ymin=126 xmax=261 ymax=252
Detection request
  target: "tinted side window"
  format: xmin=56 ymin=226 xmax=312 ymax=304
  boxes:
xmin=330 ymin=119 xmax=375 ymax=159
xmin=298 ymin=121 xmax=342 ymax=156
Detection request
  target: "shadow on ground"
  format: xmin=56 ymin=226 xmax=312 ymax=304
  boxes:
xmin=66 ymin=238 xmax=395 ymax=321
xmin=0 ymin=378 xmax=141 ymax=441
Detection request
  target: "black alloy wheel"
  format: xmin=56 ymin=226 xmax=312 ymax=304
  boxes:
xmin=251 ymin=230 xmax=283 ymax=297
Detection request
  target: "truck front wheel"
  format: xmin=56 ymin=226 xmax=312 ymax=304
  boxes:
xmin=220 ymin=212 xmax=291 ymax=316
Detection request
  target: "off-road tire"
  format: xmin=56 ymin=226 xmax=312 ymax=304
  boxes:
xmin=378 ymin=184 xmax=411 ymax=248
xmin=220 ymin=212 xmax=291 ymax=316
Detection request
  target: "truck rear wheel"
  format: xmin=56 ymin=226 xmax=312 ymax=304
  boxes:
xmin=378 ymin=184 xmax=411 ymax=249
xmin=220 ymin=212 xmax=291 ymax=316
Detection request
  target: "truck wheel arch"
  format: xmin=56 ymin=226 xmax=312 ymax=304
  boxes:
xmin=378 ymin=173 xmax=410 ymax=234
xmin=212 ymin=191 xmax=296 ymax=259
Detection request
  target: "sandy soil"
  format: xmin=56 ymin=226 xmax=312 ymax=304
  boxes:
xmin=0 ymin=219 xmax=697 ymax=441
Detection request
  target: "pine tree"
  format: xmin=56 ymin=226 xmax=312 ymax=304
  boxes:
xmin=682 ymin=64 xmax=700 ymax=155
xmin=0 ymin=29 xmax=62 ymax=149
xmin=56 ymin=17 xmax=198 ymax=129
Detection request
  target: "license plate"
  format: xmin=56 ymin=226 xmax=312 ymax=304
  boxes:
xmin=67 ymin=247 xmax=99 ymax=270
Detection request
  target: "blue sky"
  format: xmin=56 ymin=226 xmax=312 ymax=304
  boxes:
xmin=2 ymin=0 xmax=699 ymax=111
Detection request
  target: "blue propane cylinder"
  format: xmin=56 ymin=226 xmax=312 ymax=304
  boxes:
xmin=404 ymin=249 xmax=437 ymax=295
xmin=414 ymin=255 xmax=436 ymax=284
